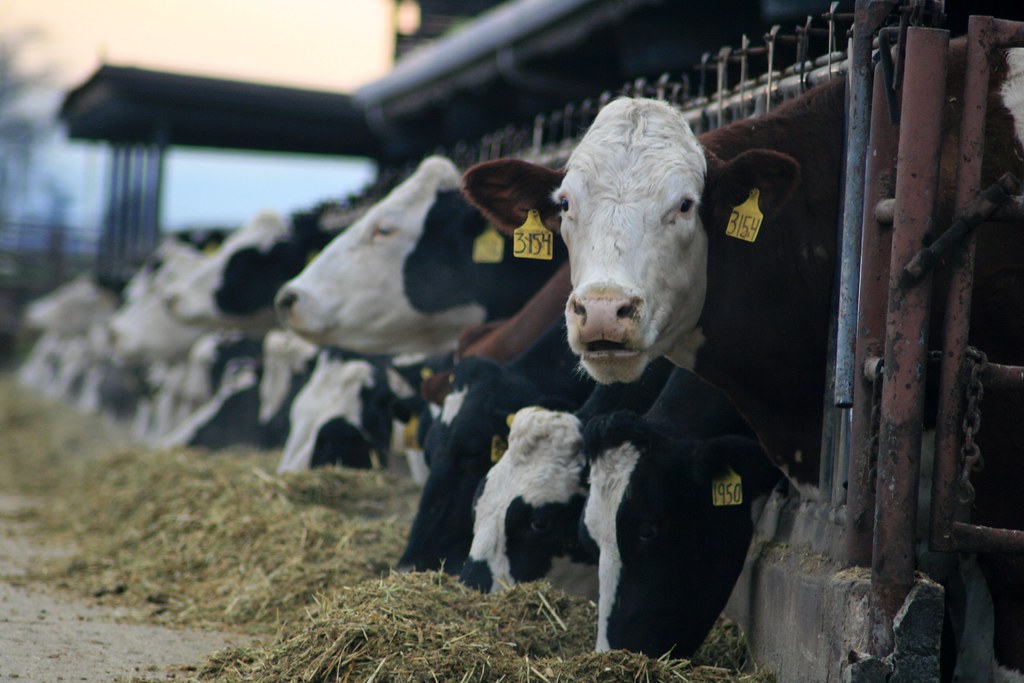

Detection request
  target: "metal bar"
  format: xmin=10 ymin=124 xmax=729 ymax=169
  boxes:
xmin=902 ymin=173 xmax=1020 ymax=285
xmin=930 ymin=15 xmax=993 ymax=555
xmin=845 ymin=60 xmax=899 ymax=568
xmin=870 ymin=25 xmax=949 ymax=657
xmin=980 ymin=362 xmax=1024 ymax=390
xmin=833 ymin=0 xmax=887 ymax=408
xmin=952 ymin=522 xmax=1024 ymax=555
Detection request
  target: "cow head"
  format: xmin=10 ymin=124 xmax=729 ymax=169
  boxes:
xmin=581 ymin=411 xmax=772 ymax=657
xmin=397 ymin=356 xmax=575 ymax=574
xmin=164 ymin=210 xmax=307 ymax=331
xmin=275 ymin=156 xmax=489 ymax=355
xmin=463 ymin=97 xmax=800 ymax=383
xmin=460 ymin=407 xmax=595 ymax=597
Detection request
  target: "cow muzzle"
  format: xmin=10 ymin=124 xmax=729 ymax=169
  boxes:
xmin=566 ymin=292 xmax=642 ymax=359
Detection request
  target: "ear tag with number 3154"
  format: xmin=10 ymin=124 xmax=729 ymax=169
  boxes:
xmin=513 ymin=209 xmax=554 ymax=260
xmin=725 ymin=189 xmax=764 ymax=243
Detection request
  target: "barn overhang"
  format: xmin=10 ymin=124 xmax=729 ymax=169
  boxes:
xmin=60 ymin=64 xmax=381 ymax=158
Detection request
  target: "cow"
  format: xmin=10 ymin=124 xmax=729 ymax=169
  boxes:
xmin=581 ymin=368 xmax=779 ymax=657
xmin=257 ymin=329 xmax=320 ymax=449
xmin=463 ymin=38 xmax=1024 ymax=675
xmin=274 ymin=155 xmax=569 ymax=356
xmin=275 ymin=347 xmax=422 ymax=473
xmin=165 ymin=202 xmax=342 ymax=333
xmin=420 ymin=261 xmax=572 ymax=405
xmin=397 ymin=318 xmax=595 ymax=575
xmin=459 ymin=356 xmax=672 ymax=598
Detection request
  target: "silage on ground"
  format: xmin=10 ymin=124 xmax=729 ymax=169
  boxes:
xmin=198 ymin=572 xmax=774 ymax=683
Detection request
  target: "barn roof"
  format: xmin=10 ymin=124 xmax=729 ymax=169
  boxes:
xmin=59 ymin=64 xmax=381 ymax=158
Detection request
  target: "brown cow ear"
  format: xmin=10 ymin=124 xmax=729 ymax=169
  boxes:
xmin=462 ymin=159 xmax=565 ymax=234
xmin=706 ymin=149 xmax=801 ymax=216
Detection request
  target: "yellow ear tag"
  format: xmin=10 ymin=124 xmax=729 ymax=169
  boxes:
xmin=306 ymin=249 xmax=321 ymax=265
xmin=712 ymin=466 xmax=743 ymax=506
xmin=402 ymin=414 xmax=420 ymax=450
xmin=420 ymin=367 xmax=434 ymax=381
xmin=513 ymin=209 xmax=554 ymax=260
xmin=203 ymin=242 xmax=220 ymax=257
xmin=491 ymin=434 xmax=508 ymax=463
xmin=506 ymin=412 xmax=517 ymax=428
xmin=472 ymin=225 xmax=505 ymax=264
xmin=725 ymin=189 xmax=764 ymax=243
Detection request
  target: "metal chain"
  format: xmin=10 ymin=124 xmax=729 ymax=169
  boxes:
xmin=958 ymin=346 xmax=987 ymax=504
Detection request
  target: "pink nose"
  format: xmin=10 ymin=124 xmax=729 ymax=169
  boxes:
xmin=567 ymin=294 xmax=640 ymax=344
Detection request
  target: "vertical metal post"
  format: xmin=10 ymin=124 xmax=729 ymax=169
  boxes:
xmin=869 ymin=26 xmax=949 ymax=656
xmin=929 ymin=16 xmax=993 ymax=554
xmin=845 ymin=60 xmax=899 ymax=567
xmin=833 ymin=0 xmax=892 ymax=408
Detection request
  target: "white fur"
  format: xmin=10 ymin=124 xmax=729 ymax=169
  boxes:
xmin=164 ymin=210 xmax=288 ymax=329
xmin=584 ymin=441 xmax=642 ymax=651
xmin=23 ymin=274 xmax=116 ymax=336
xmin=258 ymin=329 xmax=318 ymax=423
xmin=439 ymin=387 xmax=467 ymax=426
xmin=466 ymin=408 xmax=593 ymax=595
xmin=559 ymin=98 xmax=709 ymax=383
xmin=1001 ymin=49 xmax=1024 ymax=150
xmin=159 ymin=358 xmax=261 ymax=448
xmin=277 ymin=156 xmax=485 ymax=355
xmin=275 ymin=354 xmax=377 ymax=473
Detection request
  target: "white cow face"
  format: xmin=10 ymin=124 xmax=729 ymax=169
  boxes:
xmin=462 ymin=408 xmax=594 ymax=597
xmin=164 ymin=210 xmax=289 ymax=328
xmin=24 ymin=274 xmax=117 ymax=336
xmin=109 ymin=239 xmax=211 ymax=363
xmin=275 ymin=156 xmax=485 ymax=355
xmin=557 ymin=98 xmax=709 ymax=383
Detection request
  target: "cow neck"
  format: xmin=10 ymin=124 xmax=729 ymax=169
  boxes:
xmin=507 ymin=319 xmax=594 ymax=407
xmin=575 ymin=355 xmax=674 ymax=424
xmin=693 ymin=77 xmax=846 ymax=485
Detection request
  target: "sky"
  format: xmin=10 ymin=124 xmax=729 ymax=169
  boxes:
xmin=1 ymin=0 xmax=396 ymax=231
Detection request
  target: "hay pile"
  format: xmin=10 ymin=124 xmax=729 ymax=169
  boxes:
xmin=198 ymin=572 xmax=773 ymax=683
xmin=0 ymin=378 xmax=774 ymax=681
xmin=27 ymin=447 xmax=422 ymax=631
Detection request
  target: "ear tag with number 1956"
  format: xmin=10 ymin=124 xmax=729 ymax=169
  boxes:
xmin=725 ymin=189 xmax=764 ymax=243
xmin=712 ymin=466 xmax=743 ymax=506
xmin=513 ymin=210 xmax=554 ymax=260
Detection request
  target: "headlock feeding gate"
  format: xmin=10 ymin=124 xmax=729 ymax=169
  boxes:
xmin=432 ymin=1 xmax=1024 ymax=679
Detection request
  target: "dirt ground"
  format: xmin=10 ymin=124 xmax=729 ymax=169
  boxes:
xmin=0 ymin=491 xmax=252 ymax=683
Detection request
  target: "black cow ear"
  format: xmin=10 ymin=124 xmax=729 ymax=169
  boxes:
xmin=689 ymin=435 xmax=771 ymax=487
xmin=706 ymin=149 xmax=801 ymax=219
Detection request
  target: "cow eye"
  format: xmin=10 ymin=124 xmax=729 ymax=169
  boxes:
xmin=679 ymin=199 xmax=694 ymax=214
xmin=373 ymin=224 xmax=395 ymax=238
xmin=530 ymin=516 xmax=551 ymax=534
xmin=637 ymin=521 xmax=658 ymax=542
xmin=559 ymin=197 xmax=569 ymax=212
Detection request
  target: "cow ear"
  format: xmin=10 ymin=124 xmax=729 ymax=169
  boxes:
xmin=706 ymin=149 xmax=801 ymax=219
xmin=462 ymin=159 xmax=565 ymax=234
xmin=689 ymin=435 xmax=768 ymax=486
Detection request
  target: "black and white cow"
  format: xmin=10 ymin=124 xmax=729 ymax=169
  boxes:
xmin=397 ymin=318 xmax=595 ymax=575
xmin=275 ymin=347 xmax=423 ymax=472
xmin=165 ymin=203 xmax=341 ymax=333
xmin=257 ymin=329 xmax=320 ymax=449
xmin=459 ymin=357 xmax=673 ymax=598
xmin=581 ymin=369 xmax=781 ymax=658
xmin=275 ymin=155 xmax=569 ymax=355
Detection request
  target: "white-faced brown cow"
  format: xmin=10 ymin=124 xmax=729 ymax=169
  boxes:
xmin=463 ymin=38 xmax=1024 ymax=677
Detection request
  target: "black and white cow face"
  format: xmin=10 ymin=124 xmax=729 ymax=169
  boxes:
xmin=460 ymin=407 xmax=595 ymax=598
xmin=166 ymin=208 xmax=331 ymax=331
xmin=276 ymin=349 xmax=415 ymax=473
xmin=582 ymin=412 xmax=772 ymax=658
xmin=276 ymin=156 xmax=490 ymax=354
xmin=398 ymin=357 xmax=565 ymax=574
xmin=109 ymin=239 xmax=211 ymax=364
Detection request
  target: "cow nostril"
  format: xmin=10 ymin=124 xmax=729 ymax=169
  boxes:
xmin=616 ymin=303 xmax=635 ymax=319
xmin=570 ymin=298 xmax=586 ymax=319
xmin=276 ymin=290 xmax=298 ymax=312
